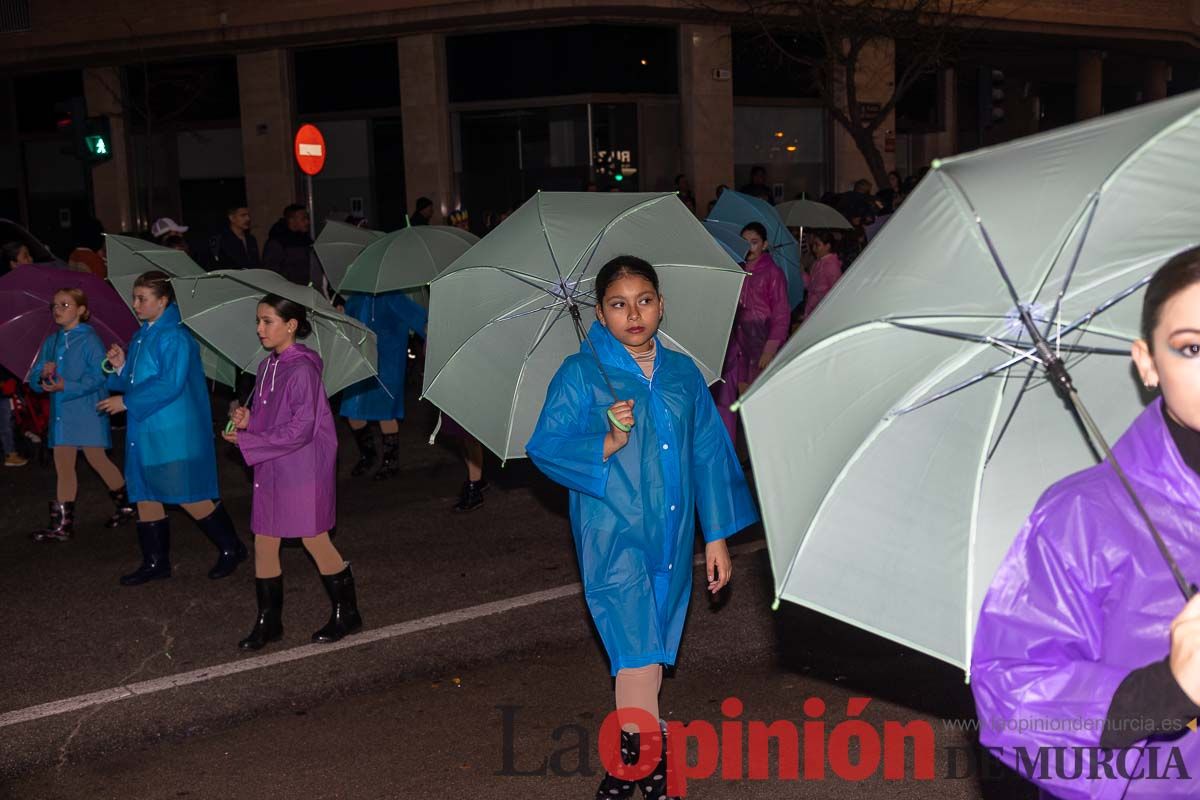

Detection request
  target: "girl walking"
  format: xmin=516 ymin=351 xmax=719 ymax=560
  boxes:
xmin=99 ymin=271 xmax=246 ymax=585
xmin=224 ymin=294 xmax=361 ymax=650
xmin=526 ymin=256 xmax=758 ymax=800
xmin=715 ymin=221 xmax=790 ymax=444
xmin=801 ymin=229 xmax=843 ymax=322
xmin=29 ymin=287 xmax=135 ymax=541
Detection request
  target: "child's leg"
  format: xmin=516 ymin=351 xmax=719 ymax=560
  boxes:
xmin=137 ymin=501 xmax=167 ymax=522
xmin=180 ymin=500 xmax=217 ymax=520
xmin=347 ymin=418 xmax=367 ymax=431
xmin=0 ymin=398 xmax=14 ymax=454
xmin=255 ymin=534 xmax=283 ymax=578
xmin=53 ymin=446 xmax=79 ymax=502
xmin=380 ymin=419 xmax=399 ymax=435
xmin=464 ymin=437 xmax=483 ymax=482
xmin=81 ymin=447 xmax=125 ymax=491
xmin=301 ymin=532 xmax=345 ymax=575
xmin=614 ymin=664 xmax=663 ymax=733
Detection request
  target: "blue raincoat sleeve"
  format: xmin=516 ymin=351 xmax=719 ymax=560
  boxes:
xmin=29 ymin=336 xmax=54 ymax=393
xmin=59 ymin=333 xmax=106 ymax=402
xmin=689 ymin=368 xmax=759 ymax=542
xmin=526 ymin=359 xmax=610 ymax=500
xmin=971 ymin=489 xmax=1132 ymax=800
xmin=120 ymin=334 xmax=189 ymax=423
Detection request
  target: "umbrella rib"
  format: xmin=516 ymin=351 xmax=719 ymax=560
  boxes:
xmin=1039 ymin=193 xmax=1101 ymax=335
xmin=984 ymin=364 xmax=1039 ymax=465
xmin=536 ymin=193 xmax=569 ymax=286
xmin=935 ymin=170 xmax=1025 ymax=310
xmin=503 ymin=303 xmax=568 ymax=458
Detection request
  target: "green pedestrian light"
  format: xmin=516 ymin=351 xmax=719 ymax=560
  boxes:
xmin=614 ymin=173 xmax=624 ymax=182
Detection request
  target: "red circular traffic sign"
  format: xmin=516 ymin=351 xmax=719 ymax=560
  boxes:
xmin=294 ymin=124 xmax=326 ymax=176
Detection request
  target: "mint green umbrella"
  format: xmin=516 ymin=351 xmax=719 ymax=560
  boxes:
xmin=313 ymin=219 xmax=384 ymax=291
xmin=737 ymin=90 xmax=1200 ymax=670
xmin=335 ymin=225 xmax=479 ymax=295
xmin=171 ymin=269 xmax=379 ymax=397
xmin=104 ymin=234 xmax=239 ymax=387
xmin=422 ymin=191 xmax=745 ymax=461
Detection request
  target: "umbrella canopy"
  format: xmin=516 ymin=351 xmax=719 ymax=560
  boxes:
xmin=0 ymin=265 xmax=138 ymax=380
xmin=737 ymin=90 xmax=1200 ymax=671
xmin=701 ymin=220 xmax=747 ymax=265
xmin=313 ymin=219 xmax=384 ymax=291
xmin=422 ymin=191 xmax=745 ymax=461
xmin=105 ymin=235 xmax=239 ymax=387
xmin=707 ymin=190 xmax=804 ymax=309
xmin=335 ymin=225 xmax=479 ymax=295
xmin=171 ymin=269 xmax=379 ymax=397
xmin=774 ymin=199 xmax=852 ymax=230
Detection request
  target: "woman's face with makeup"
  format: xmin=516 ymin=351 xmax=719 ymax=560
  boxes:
xmin=1133 ymin=281 xmax=1200 ymax=430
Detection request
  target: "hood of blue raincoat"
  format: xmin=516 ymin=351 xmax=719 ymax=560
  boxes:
xmin=581 ymin=320 xmax=662 ymax=378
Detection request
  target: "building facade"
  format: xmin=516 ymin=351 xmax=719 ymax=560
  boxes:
xmin=1 ymin=0 xmax=1198 ymax=254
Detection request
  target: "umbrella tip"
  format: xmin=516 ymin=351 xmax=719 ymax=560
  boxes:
xmin=931 ymin=158 xmax=943 ymax=169
xmin=771 ymin=598 xmax=781 ymax=612
xmin=729 ymin=401 xmax=742 ymax=413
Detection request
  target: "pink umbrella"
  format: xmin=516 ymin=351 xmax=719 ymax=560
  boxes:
xmin=0 ymin=265 xmax=138 ymax=381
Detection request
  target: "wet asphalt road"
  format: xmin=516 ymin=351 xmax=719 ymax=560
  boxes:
xmin=0 ymin=390 xmax=1034 ymax=799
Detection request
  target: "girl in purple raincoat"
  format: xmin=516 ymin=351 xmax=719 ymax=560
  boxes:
xmin=972 ymin=246 xmax=1200 ymax=798
xmin=715 ymin=221 xmax=791 ymax=443
xmin=223 ymin=294 xmax=362 ymax=650
xmin=801 ymin=229 xmax=842 ymax=322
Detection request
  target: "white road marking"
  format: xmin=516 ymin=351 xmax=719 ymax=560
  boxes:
xmin=0 ymin=540 xmax=765 ymax=730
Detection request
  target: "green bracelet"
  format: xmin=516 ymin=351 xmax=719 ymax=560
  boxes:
xmin=225 ymin=420 xmax=236 ymax=435
xmin=101 ymin=358 xmax=116 ymax=374
xmin=607 ymin=408 xmax=632 ymax=433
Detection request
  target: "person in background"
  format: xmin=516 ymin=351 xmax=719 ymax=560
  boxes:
xmin=151 ymin=217 xmax=189 ymax=247
xmin=2 ymin=240 xmax=33 ymax=275
xmin=209 ymin=205 xmax=260 ymax=269
xmin=411 ymin=197 xmax=434 ymax=226
xmin=801 ymin=230 xmax=843 ymax=323
xmin=29 ymin=287 xmax=135 ymax=541
xmin=263 ymin=205 xmax=318 ymax=286
xmin=876 ymin=170 xmax=904 ymax=214
xmin=739 ymin=166 xmax=773 ymax=205
xmin=68 ymin=217 xmax=107 ymax=278
xmin=674 ymin=174 xmax=695 ymax=208
xmin=161 ymin=234 xmax=189 ymax=253
xmin=1 ymin=366 xmax=27 ymax=467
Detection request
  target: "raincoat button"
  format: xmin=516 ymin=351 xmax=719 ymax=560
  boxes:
xmin=668 ymin=564 xmax=673 ymax=570
xmin=670 ymin=504 xmax=676 ymax=511
xmin=254 ymin=483 xmax=260 ymax=488
xmin=662 ymin=444 xmax=669 ymax=450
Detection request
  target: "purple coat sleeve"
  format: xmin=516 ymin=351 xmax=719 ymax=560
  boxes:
xmin=971 ymin=489 xmax=1132 ymax=800
xmin=238 ymin=364 xmax=319 ymax=468
xmin=766 ymin=268 xmax=790 ymax=346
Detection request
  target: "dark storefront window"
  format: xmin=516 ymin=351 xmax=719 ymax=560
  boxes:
xmin=447 ymin=25 xmax=677 ymax=103
xmin=295 ymin=42 xmax=401 ymax=114
xmin=731 ymin=30 xmax=820 ymax=99
xmin=124 ymin=57 xmax=241 ymax=127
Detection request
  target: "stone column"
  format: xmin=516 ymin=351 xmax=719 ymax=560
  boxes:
xmin=82 ymin=67 xmax=134 ymax=233
xmin=398 ymin=33 xmax=455 ymax=222
xmin=1076 ymin=50 xmax=1103 ymax=121
xmin=237 ymin=49 xmax=297 ymax=242
xmin=1143 ymin=59 xmax=1169 ymax=103
xmin=833 ymin=38 xmax=895 ymax=193
xmin=679 ymin=24 xmax=734 ymax=214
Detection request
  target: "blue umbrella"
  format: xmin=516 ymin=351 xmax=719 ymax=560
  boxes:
xmin=707 ymin=190 xmax=804 ymax=309
xmin=701 ymin=220 xmax=748 ymax=265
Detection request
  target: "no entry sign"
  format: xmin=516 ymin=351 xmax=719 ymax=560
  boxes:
xmin=294 ymin=124 xmax=326 ymax=176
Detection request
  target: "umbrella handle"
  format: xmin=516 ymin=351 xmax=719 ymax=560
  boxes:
xmin=606 ymin=408 xmax=632 ymax=433
xmin=101 ymin=358 xmax=116 ymax=374
xmin=224 ymin=419 xmax=236 ymax=435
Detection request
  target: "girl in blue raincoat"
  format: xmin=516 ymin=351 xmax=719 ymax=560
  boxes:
xmin=527 ymin=255 xmax=758 ymax=800
xmin=28 ymin=287 xmax=135 ymax=542
xmin=338 ymin=290 xmax=427 ymax=480
xmin=98 ymin=271 xmax=246 ymax=587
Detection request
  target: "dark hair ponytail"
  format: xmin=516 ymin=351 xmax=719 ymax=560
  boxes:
xmin=133 ymin=270 xmax=176 ymax=303
xmin=259 ymin=293 xmax=313 ymax=338
xmin=595 ymin=255 xmax=660 ymax=302
xmin=1142 ymin=245 xmax=1200 ymax=350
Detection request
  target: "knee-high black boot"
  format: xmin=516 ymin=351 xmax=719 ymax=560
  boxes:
xmin=104 ymin=486 xmax=137 ymax=528
xmin=31 ymin=501 xmax=74 ymax=542
xmin=312 ymin=564 xmax=363 ymax=643
xmin=238 ymin=576 xmax=284 ymax=650
xmin=594 ymin=729 xmax=640 ymax=799
xmin=373 ymin=432 xmax=400 ymax=481
xmin=637 ymin=721 xmax=680 ymax=800
xmin=119 ymin=518 xmax=171 ymax=585
xmin=350 ymin=424 xmax=378 ymax=477
xmin=195 ymin=501 xmax=247 ymax=579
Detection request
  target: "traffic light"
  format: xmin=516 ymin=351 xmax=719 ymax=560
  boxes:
xmin=53 ymin=97 xmax=113 ymax=165
xmin=978 ymin=67 xmax=1006 ymax=128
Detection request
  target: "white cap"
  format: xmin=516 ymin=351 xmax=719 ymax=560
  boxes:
xmin=151 ymin=217 xmax=188 ymax=238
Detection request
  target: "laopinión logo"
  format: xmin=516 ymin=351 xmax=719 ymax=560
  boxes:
xmin=500 ymin=699 xmax=1195 ymax=796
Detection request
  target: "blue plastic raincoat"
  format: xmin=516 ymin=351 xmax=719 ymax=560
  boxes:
xmin=106 ymin=303 xmax=219 ymax=504
xmin=972 ymin=399 xmax=1200 ymax=798
xmin=30 ymin=322 xmax=111 ymax=448
xmin=527 ymin=321 xmax=759 ymax=674
xmin=339 ymin=291 xmax=428 ymax=421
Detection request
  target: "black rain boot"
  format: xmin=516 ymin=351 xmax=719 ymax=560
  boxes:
xmin=638 ymin=721 xmax=681 ymax=800
xmin=350 ymin=424 xmax=378 ymax=477
xmin=372 ymin=432 xmax=400 ymax=481
xmin=195 ymin=502 xmax=248 ymax=579
xmin=31 ymin=501 xmax=75 ymax=542
xmin=104 ymin=486 xmax=137 ymax=529
xmin=238 ymin=576 xmax=284 ymax=650
xmin=452 ymin=480 xmax=486 ymax=512
xmin=312 ymin=563 xmax=363 ymax=643
xmin=594 ymin=729 xmax=639 ymax=799
xmin=119 ymin=518 xmax=171 ymax=585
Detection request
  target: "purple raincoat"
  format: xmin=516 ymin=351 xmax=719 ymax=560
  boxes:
xmin=972 ymin=398 xmax=1200 ymax=798
xmin=802 ymin=253 xmax=842 ymax=321
xmin=237 ymin=343 xmax=336 ymax=538
xmin=716 ymin=251 xmax=790 ymax=440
